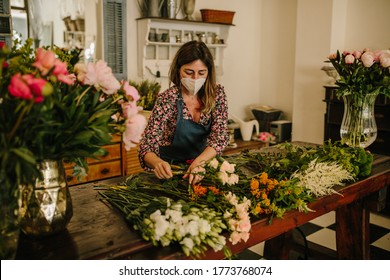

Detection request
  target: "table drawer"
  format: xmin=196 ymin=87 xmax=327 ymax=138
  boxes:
xmin=66 ymin=160 xmax=122 ymax=185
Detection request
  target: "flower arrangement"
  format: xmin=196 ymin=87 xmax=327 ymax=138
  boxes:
xmin=130 ymin=79 xmax=161 ymax=111
xmin=326 ymin=49 xmax=390 ymax=98
xmin=97 ymin=141 xmax=370 ymax=258
xmin=0 ymin=39 xmax=146 ymax=220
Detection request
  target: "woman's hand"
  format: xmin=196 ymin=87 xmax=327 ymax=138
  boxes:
xmin=144 ymin=152 xmax=173 ymax=179
xmin=153 ymin=160 xmax=173 ymax=179
xmin=183 ymin=162 xmax=205 ymax=185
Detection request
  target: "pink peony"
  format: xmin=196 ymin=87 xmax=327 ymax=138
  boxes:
xmin=84 ymin=60 xmax=121 ymax=95
xmin=328 ymin=53 xmax=337 ymax=60
xmin=122 ymin=114 xmax=147 ymax=151
xmin=122 ymin=80 xmax=140 ymax=102
xmin=53 ymin=60 xmax=74 ymax=85
xmin=33 ymin=48 xmax=56 ymax=75
xmin=361 ymin=51 xmax=375 ymax=67
xmin=8 ymin=74 xmax=52 ymax=103
xmin=74 ymin=63 xmax=87 ymax=83
xmin=8 ymin=74 xmax=34 ymax=100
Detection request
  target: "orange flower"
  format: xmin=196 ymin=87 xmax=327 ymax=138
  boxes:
xmin=259 ymin=172 xmax=268 ymax=185
xmin=192 ymin=184 xmax=207 ymax=197
xmin=208 ymin=186 xmax=220 ymax=195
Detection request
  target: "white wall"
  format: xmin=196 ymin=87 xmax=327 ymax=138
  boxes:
xmin=39 ymin=0 xmax=390 ymax=145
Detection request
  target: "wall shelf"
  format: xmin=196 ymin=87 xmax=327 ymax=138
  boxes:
xmin=136 ymin=17 xmax=232 ymax=77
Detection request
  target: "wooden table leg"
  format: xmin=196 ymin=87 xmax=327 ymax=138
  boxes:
xmin=335 ymin=200 xmax=370 ymax=259
xmin=263 ymin=231 xmax=292 ymax=259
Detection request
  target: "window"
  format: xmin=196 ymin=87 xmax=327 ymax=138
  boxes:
xmin=103 ymin=0 xmax=127 ymax=80
xmin=0 ymin=0 xmax=12 ymax=46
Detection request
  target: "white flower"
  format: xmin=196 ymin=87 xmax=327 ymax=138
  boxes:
xmin=184 ymin=220 xmax=199 ymax=236
xmin=291 ymin=159 xmax=354 ymax=197
xmin=227 ymin=173 xmax=239 ymax=185
xmin=220 ymin=160 xmax=235 ymax=173
xmin=217 ymin=171 xmax=229 ymax=185
xmin=180 ymin=237 xmax=195 ymax=250
xmin=165 ymin=209 xmax=182 ymax=223
xmin=198 ymin=218 xmax=211 ymax=234
xmin=208 ymin=158 xmax=219 ymax=169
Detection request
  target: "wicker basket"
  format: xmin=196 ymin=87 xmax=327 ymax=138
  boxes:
xmin=200 ymin=9 xmax=235 ymax=25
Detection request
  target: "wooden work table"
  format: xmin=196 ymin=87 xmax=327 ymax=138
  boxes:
xmin=15 ymin=150 xmax=390 ymax=260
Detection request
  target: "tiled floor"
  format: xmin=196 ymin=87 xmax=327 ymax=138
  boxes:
xmin=238 ymin=209 xmax=390 ymax=260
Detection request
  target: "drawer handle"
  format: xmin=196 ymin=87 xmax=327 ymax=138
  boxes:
xmin=101 ymin=168 xmax=110 ymax=175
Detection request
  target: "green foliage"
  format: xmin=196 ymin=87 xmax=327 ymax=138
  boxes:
xmin=130 ymin=79 xmax=161 ymax=110
xmin=229 ymin=140 xmax=373 ymax=180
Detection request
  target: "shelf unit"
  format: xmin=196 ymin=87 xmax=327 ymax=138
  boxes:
xmin=63 ymin=31 xmax=85 ymax=49
xmin=136 ymin=17 xmax=232 ymax=77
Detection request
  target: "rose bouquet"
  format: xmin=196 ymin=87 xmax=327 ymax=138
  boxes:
xmin=0 ymin=39 xmax=146 ymax=245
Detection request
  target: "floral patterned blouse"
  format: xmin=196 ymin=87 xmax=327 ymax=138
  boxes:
xmin=138 ymin=84 xmax=229 ymax=169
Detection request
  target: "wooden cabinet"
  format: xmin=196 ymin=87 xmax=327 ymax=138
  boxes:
xmin=64 ymin=134 xmax=126 ymax=186
xmin=136 ymin=17 xmax=232 ymax=77
xmin=323 ymin=86 xmax=390 ymax=155
xmin=126 ymin=145 xmax=144 ymax=175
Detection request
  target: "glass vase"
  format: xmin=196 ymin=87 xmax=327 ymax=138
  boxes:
xmin=18 ymin=159 xmax=73 ymax=237
xmin=340 ymin=93 xmax=378 ymax=148
xmin=0 ymin=197 xmax=20 ymax=259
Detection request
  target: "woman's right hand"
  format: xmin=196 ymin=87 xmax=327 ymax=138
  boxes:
xmin=153 ymin=160 xmax=173 ymax=179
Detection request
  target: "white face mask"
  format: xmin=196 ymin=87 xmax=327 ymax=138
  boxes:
xmin=180 ymin=78 xmax=206 ymax=95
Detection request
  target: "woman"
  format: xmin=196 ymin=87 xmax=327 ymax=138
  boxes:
xmin=138 ymin=40 xmax=229 ymax=185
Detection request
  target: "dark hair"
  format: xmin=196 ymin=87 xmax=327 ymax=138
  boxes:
xmin=169 ymin=40 xmax=217 ymax=113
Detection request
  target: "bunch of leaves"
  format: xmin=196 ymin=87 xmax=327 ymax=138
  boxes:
xmin=130 ymin=79 xmax=161 ymax=110
xmin=229 ymin=140 xmax=373 ymax=180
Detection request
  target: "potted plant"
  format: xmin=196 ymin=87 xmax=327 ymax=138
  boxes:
xmin=130 ymin=79 xmax=161 ymax=119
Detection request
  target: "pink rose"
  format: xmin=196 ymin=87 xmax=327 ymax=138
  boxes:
xmin=361 ymin=52 xmax=375 ymax=67
xmin=379 ymin=50 xmax=390 ymax=68
xmin=342 ymin=50 xmax=350 ymax=56
xmin=345 ymin=54 xmax=355 ymax=64
xmin=352 ymin=51 xmax=362 ymax=59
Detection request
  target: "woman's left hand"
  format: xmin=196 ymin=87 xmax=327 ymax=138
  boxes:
xmin=183 ymin=163 xmax=205 ymax=185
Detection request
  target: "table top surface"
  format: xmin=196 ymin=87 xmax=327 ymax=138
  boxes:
xmin=15 ymin=151 xmax=390 ymax=260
